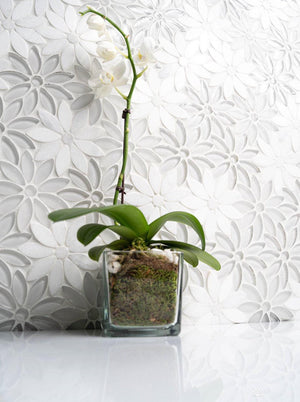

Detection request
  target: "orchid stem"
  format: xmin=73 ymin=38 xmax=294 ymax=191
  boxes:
xmin=80 ymin=8 xmax=141 ymax=205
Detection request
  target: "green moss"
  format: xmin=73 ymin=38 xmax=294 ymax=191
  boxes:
xmin=109 ymin=254 xmax=179 ymax=326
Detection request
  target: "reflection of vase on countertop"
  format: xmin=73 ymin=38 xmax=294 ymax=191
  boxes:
xmin=102 ymin=336 xmax=183 ymax=402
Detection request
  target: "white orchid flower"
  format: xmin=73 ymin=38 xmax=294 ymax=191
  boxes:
xmin=96 ymin=41 xmax=117 ymax=61
xmin=135 ymin=38 xmax=157 ymax=67
xmin=87 ymin=14 xmax=106 ymax=34
xmin=88 ymin=59 xmax=128 ymax=98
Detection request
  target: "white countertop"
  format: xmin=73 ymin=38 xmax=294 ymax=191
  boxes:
xmin=0 ymin=322 xmax=299 ymax=402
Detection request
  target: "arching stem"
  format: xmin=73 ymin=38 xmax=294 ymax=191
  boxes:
xmin=80 ymin=7 xmax=144 ymax=205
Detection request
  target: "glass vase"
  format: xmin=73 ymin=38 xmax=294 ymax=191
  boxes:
xmin=102 ymin=249 xmax=183 ymax=337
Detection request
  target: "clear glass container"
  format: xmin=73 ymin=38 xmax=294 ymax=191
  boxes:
xmin=102 ymin=250 xmax=183 ymax=337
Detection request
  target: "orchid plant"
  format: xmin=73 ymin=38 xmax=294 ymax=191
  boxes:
xmin=49 ymin=7 xmax=221 ymax=272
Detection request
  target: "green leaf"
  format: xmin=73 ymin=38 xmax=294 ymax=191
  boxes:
xmin=77 ymin=224 xmax=108 ymax=246
xmin=101 ymin=205 xmax=149 ymax=236
xmin=88 ymin=239 xmax=129 ymax=261
xmin=108 ymin=225 xmax=139 ymax=241
xmin=150 ymin=240 xmax=220 ymax=271
xmin=173 ymin=249 xmax=199 ymax=267
xmin=178 ymin=249 xmax=199 ymax=267
xmin=77 ymin=224 xmax=138 ymax=246
xmin=49 ymin=207 xmax=99 ymax=222
xmin=49 ymin=205 xmax=149 ymax=237
xmin=147 ymin=211 xmax=205 ymax=250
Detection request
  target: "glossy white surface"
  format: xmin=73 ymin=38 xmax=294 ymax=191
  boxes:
xmin=0 ymin=322 xmax=299 ymax=402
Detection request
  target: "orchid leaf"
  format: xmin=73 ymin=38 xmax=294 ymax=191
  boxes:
xmin=77 ymin=224 xmax=108 ymax=246
xmin=49 ymin=205 xmax=149 ymax=237
xmin=172 ymin=248 xmax=198 ymax=267
xmin=88 ymin=239 xmax=129 ymax=261
xmin=77 ymin=224 xmax=138 ymax=246
xmin=147 ymin=211 xmax=205 ymax=250
xmin=150 ymin=240 xmax=220 ymax=271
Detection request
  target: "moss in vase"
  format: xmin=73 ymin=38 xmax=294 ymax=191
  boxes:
xmin=109 ymin=252 xmax=178 ymax=326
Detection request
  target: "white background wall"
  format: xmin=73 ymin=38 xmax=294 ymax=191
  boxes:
xmin=0 ymin=0 xmax=299 ymax=330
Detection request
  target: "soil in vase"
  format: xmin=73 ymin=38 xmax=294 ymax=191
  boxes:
xmin=108 ymin=251 xmax=179 ymax=326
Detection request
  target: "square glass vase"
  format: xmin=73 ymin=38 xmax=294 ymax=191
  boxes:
xmin=102 ymin=250 xmax=183 ymax=337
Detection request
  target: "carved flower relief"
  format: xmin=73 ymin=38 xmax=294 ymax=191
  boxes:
xmin=0 ymin=152 xmax=69 ymax=231
xmin=185 ymin=83 xmax=235 ymax=140
xmin=26 ymin=102 xmax=104 ymax=175
xmin=0 ymin=213 xmax=31 ymax=289
xmin=233 ymin=92 xmax=278 ymax=144
xmin=214 ymin=222 xmax=266 ymax=291
xmin=235 ymin=176 xmax=285 ymax=240
xmin=65 ymin=64 xmax=102 ymax=125
xmin=0 ymin=0 xmax=45 ymax=58
xmin=280 ymin=182 xmax=300 ymax=228
xmin=1 ymin=47 xmax=74 ymax=115
xmin=0 ymin=271 xmax=63 ymax=331
xmin=182 ymin=171 xmax=242 ymax=238
xmin=156 ymin=31 xmax=211 ymax=91
xmin=207 ymin=128 xmax=259 ymax=189
xmin=273 ymin=96 xmax=300 ymax=151
xmin=261 ymin=222 xmax=300 ymax=288
xmin=183 ymin=270 xmax=246 ymax=325
xmin=247 ymin=0 xmax=297 ymax=31
xmin=183 ymin=0 xmax=232 ymax=54
xmin=126 ymin=165 xmax=184 ymax=224
xmin=154 ymin=120 xmax=214 ymax=185
xmin=255 ymin=136 xmax=300 ymax=192
xmin=127 ymin=0 xmax=186 ymax=41
xmin=204 ymin=45 xmax=257 ymax=99
xmin=19 ymin=220 xmax=98 ymax=295
xmin=268 ymin=24 xmax=300 ymax=72
xmin=39 ymin=6 xmax=98 ymax=70
xmin=256 ymin=57 xmax=295 ymax=106
xmin=83 ymin=0 xmax=137 ymax=25
xmin=58 ymin=159 xmax=116 ymax=213
xmin=229 ymin=14 xmax=268 ymax=60
xmin=239 ymin=272 xmax=293 ymax=323
xmin=53 ymin=272 xmax=102 ymax=330
xmin=132 ymin=69 xmax=188 ymax=134
xmin=0 ymin=96 xmax=38 ymax=165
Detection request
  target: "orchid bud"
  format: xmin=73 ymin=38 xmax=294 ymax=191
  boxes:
xmin=87 ymin=14 xmax=106 ymax=33
xmin=96 ymin=41 xmax=117 ymax=61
